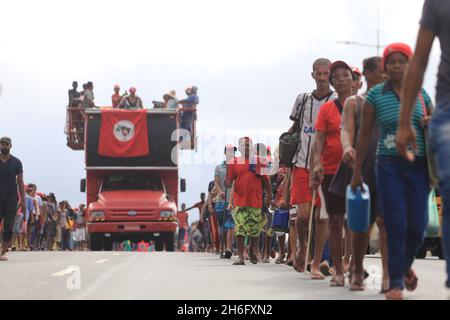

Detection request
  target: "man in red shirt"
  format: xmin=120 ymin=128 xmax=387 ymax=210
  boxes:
xmin=226 ymin=137 xmax=272 ymax=265
xmin=311 ymin=61 xmax=354 ymax=287
xmin=177 ymin=204 xmax=189 ymax=251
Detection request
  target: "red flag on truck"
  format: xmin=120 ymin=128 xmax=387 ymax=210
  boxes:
xmin=98 ymin=109 xmax=149 ymax=158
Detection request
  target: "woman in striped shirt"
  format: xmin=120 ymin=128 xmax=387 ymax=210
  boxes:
xmin=351 ymin=43 xmax=433 ymax=300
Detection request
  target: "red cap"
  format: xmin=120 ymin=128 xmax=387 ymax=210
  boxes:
xmin=382 ymin=43 xmax=413 ymax=71
xmin=352 ymin=67 xmax=362 ymax=77
xmin=329 ymin=60 xmax=353 ymax=82
xmin=330 ymin=60 xmax=352 ymax=74
xmin=129 ymin=87 xmax=136 ymax=93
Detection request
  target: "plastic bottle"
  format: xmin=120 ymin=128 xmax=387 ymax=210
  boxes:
xmin=346 ymin=183 xmax=370 ymax=233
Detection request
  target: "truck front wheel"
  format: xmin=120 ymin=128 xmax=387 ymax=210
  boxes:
xmin=155 ymin=238 xmax=164 ymax=251
xmin=164 ymin=232 xmax=175 ymax=252
xmin=90 ymin=234 xmax=103 ymax=251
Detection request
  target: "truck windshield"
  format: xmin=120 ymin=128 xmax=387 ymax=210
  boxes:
xmin=102 ymin=174 xmax=164 ymax=192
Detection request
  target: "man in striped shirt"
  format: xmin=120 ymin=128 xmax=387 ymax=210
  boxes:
xmin=288 ymin=58 xmax=337 ymax=278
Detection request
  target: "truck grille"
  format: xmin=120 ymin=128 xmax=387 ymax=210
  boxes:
xmin=109 ymin=209 xmax=157 ymax=218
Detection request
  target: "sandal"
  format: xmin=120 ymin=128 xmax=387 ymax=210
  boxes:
xmin=329 ymin=275 xmax=345 ymax=287
xmin=275 ymin=254 xmax=286 ymax=264
xmin=385 ymin=288 xmax=403 ymax=300
xmin=349 ymin=274 xmax=365 ymax=291
xmin=293 ymin=248 xmax=305 ymax=273
xmin=311 ymin=270 xmax=326 ymax=280
xmin=380 ymin=278 xmax=390 ymax=294
xmin=405 ymin=269 xmax=418 ymax=292
xmin=249 ymin=251 xmax=258 ymax=265
xmin=319 ymin=263 xmax=332 ymax=277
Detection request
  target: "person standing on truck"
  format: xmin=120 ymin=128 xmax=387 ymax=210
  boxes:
xmin=178 ymin=86 xmax=199 ymax=136
xmin=68 ymin=81 xmax=81 ymax=104
xmin=83 ymin=82 xmax=95 ymax=109
xmin=0 ymin=137 xmax=26 ymax=261
xmin=112 ymin=84 xmax=127 ymax=108
xmin=396 ymin=0 xmax=450 ymax=293
xmin=177 ymin=204 xmax=189 ymax=251
xmin=118 ymin=87 xmax=143 ymax=109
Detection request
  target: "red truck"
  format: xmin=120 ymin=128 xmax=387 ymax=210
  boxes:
xmin=67 ymin=107 xmax=187 ymax=251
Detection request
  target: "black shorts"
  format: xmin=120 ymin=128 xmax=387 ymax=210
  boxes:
xmin=322 ymin=174 xmax=346 ymax=216
xmin=0 ymin=193 xmax=19 ymax=242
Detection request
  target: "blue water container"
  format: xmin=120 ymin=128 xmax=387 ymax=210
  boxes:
xmin=346 ymin=183 xmax=371 ymax=233
xmin=271 ymin=209 xmax=290 ymax=233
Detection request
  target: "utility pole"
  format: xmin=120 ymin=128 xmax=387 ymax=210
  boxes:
xmin=337 ymin=3 xmax=383 ymax=55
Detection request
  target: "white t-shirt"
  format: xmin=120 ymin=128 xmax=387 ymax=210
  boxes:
xmin=32 ymin=195 xmax=43 ymax=216
xmin=290 ymin=91 xmax=337 ymax=169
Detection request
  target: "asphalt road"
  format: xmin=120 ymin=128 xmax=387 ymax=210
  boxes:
xmin=0 ymin=252 xmax=448 ymax=300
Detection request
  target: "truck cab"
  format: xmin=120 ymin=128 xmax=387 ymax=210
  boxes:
xmin=72 ymin=107 xmax=187 ymax=251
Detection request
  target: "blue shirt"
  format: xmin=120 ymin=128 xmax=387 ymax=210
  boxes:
xmin=181 ymin=94 xmax=199 ymax=118
xmin=0 ymin=155 xmax=23 ymax=196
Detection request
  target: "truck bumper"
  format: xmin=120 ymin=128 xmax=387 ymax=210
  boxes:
xmin=88 ymin=221 xmax=177 ymax=234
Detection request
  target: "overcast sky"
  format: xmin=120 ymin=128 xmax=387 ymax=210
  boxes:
xmin=0 ymin=0 xmax=442 ymax=222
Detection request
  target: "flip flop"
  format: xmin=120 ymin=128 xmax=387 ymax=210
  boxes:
xmin=293 ymin=261 xmax=305 ymax=273
xmin=275 ymin=254 xmax=286 ymax=264
xmin=349 ymin=274 xmax=365 ymax=291
xmin=329 ymin=275 xmax=345 ymax=287
xmin=319 ymin=264 xmax=332 ymax=277
xmin=224 ymin=251 xmax=232 ymax=259
xmin=311 ymin=271 xmax=326 ymax=280
xmin=233 ymin=260 xmax=245 ymax=265
xmin=385 ymin=288 xmax=403 ymax=300
xmin=249 ymin=251 xmax=258 ymax=265
xmin=405 ymin=269 xmax=418 ymax=292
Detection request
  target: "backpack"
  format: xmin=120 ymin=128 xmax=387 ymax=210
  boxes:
xmin=279 ymin=93 xmax=309 ymax=166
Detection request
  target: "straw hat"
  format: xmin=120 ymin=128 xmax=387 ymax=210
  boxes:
xmin=166 ymin=90 xmax=177 ymax=99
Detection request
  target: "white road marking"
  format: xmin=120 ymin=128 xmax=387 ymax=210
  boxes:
xmin=93 ymin=259 xmax=108 ymax=264
xmin=51 ymin=266 xmax=79 ymax=277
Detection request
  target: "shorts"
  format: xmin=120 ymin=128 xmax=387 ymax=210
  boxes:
xmin=224 ymin=210 xmax=235 ymax=230
xmin=215 ymin=210 xmax=226 ymax=230
xmin=13 ymin=214 xmax=23 ymax=234
xmin=321 ymin=174 xmax=346 ymax=216
xmin=178 ymin=228 xmax=187 ymax=241
xmin=290 ymin=167 xmax=321 ymax=207
xmin=262 ymin=210 xmax=273 ymax=235
xmin=0 ymin=193 xmax=19 ymax=242
xmin=74 ymin=228 xmax=86 ymax=242
xmin=47 ymin=221 xmax=57 ymax=238
xmin=232 ymin=206 xmax=262 ymax=238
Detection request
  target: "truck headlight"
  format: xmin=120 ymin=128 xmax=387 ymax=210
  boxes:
xmin=160 ymin=211 xmax=175 ymax=217
xmin=90 ymin=211 xmax=105 ymax=219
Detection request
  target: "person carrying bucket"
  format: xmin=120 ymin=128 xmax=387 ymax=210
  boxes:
xmin=330 ymin=57 xmax=389 ymax=292
xmin=310 ymin=60 xmax=354 ymax=287
xmin=351 ymin=43 xmax=434 ymax=300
